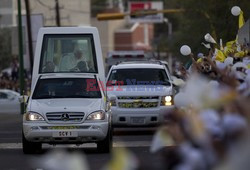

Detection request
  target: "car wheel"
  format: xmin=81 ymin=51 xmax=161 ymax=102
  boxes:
xmin=22 ymin=132 xmax=42 ymax=154
xmin=97 ymin=127 xmax=113 ymax=153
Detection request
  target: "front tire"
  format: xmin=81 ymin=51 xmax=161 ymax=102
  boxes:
xmin=22 ymin=132 xmax=42 ymax=154
xmin=97 ymin=128 xmax=113 ymax=153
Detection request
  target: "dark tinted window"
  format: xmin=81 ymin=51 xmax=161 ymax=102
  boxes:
xmin=107 ymin=68 xmax=170 ymax=86
xmin=0 ymin=92 xmax=8 ymax=99
xmin=32 ymin=78 xmax=101 ymax=99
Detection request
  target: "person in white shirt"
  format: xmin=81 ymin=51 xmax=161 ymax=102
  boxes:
xmin=59 ymin=45 xmax=88 ymax=72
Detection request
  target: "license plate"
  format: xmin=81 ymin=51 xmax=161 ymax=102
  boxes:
xmin=131 ymin=117 xmax=145 ymax=124
xmin=52 ymin=131 xmax=78 ymax=137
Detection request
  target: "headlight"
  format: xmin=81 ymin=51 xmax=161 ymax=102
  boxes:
xmin=86 ymin=111 xmax=105 ymax=120
xmin=161 ymin=95 xmax=173 ymax=106
xmin=25 ymin=112 xmax=45 ymax=121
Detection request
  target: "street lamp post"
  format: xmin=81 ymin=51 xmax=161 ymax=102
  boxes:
xmin=164 ymin=18 xmax=173 ymax=73
xmin=163 ymin=18 xmax=172 ymax=39
xmin=17 ymin=0 xmax=25 ymax=114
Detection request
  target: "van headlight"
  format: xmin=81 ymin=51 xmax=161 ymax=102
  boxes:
xmin=25 ymin=112 xmax=45 ymax=121
xmin=86 ymin=111 xmax=105 ymax=120
xmin=161 ymin=96 xmax=173 ymax=106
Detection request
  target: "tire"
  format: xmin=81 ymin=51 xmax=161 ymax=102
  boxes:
xmin=22 ymin=132 xmax=42 ymax=154
xmin=97 ymin=127 xmax=113 ymax=153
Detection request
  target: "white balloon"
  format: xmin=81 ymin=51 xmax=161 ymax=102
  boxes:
xmin=224 ymin=57 xmax=234 ymax=66
xmin=180 ymin=45 xmax=191 ymax=56
xmin=231 ymin=6 xmax=241 ymax=16
xmin=204 ymin=33 xmax=217 ymax=44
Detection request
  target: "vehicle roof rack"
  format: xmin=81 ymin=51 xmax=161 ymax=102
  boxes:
xmin=116 ymin=59 xmax=165 ymax=65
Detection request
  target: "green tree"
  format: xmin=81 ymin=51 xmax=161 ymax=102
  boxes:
xmin=155 ymin=0 xmax=250 ymax=63
xmin=0 ymin=28 xmax=12 ymax=71
xmin=91 ymin=0 xmax=109 ymax=17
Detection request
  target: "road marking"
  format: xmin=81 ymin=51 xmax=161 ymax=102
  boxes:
xmin=0 ymin=141 xmax=152 ymax=149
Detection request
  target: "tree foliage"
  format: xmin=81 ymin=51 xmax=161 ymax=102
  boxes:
xmin=91 ymin=0 xmax=109 ymax=17
xmin=154 ymin=0 xmax=250 ymax=62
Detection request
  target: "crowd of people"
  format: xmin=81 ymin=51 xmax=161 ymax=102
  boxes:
xmin=150 ymin=30 xmax=250 ymax=169
xmin=0 ymin=57 xmax=31 ymax=94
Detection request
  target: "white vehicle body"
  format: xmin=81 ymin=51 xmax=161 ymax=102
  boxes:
xmin=23 ymin=74 xmax=111 ymax=144
xmin=23 ymin=27 xmax=111 ymax=153
xmin=106 ymin=62 xmax=174 ymax=126
xmin=0 ymin=89 xmax=20 ymax=114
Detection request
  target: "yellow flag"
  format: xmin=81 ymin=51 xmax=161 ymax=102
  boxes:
xmin=197 ymin=58 xmax=203 ymax=63
xmin=224 ymin=40 xmax=236 ymax=56
xmin=239 ymin=10 xmax=245 ymax=28
xmin=234 ymin=51 xmax=246 ymax=58
xmin=105 ymin=148 xmax=138 ymax=170
xmin=215 ymin=49 xmax=226 ymax=62
xmin=226 ymin=40 xmax=235 ymax=48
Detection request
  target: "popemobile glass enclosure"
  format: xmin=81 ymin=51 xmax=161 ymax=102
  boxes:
xmin=32 ymin=27 xmax=105 ymax=90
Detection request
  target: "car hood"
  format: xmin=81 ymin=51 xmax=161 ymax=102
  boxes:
xmin=107 ymin=85 xmax=173 ymax=97
xmin=28 ymin=98 xmax=103 ymax=116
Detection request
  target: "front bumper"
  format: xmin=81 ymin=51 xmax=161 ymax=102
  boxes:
xmin=23 ymin=121 xmax=109 ymax=144
xmin=111 ymin=106 xmax=174 ymax=126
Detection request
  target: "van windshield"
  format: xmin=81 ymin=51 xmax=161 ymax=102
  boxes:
xmin=107 ymin=68 xmax=170 ymax=86
xmin=40 ymin=34 xmax=98 ymax=73
xmin=32 ymin=78 xmax=101 ymax=99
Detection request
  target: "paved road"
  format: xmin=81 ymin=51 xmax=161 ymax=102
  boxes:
xmin=0 ymin=113 xmax=167 ymax=170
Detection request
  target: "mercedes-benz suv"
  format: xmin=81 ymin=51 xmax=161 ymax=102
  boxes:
xmin=22 ymin=74 xmax=112 ymax=153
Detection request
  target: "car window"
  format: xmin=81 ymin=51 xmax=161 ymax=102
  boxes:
xmin=40 ymin=34 xmax=98 ymax=74
xmin=0 ymin=92 xmax=8 ymax=99
xmin=107 ymin=68 xmax=170 ymax=86
xmin=32 ymin=78 xmax=102 ymax=99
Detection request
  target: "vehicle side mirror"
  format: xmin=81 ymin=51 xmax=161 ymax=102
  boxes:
xmin=108 ymin=95 xmax=116 ymax=101
xmin=106 ymin=95 xmax=116 ymax=111
xmin=171 ymin=78 xmax=185 ymax=94
xmin=172 ymin=78 xmax=185 ymax=87
xmin=106 ymin=101 xmax=111 ymax=112
xmin=19 ymin=95 xmax=29 ymax=104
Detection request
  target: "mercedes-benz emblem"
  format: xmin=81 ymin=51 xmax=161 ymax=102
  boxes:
xmin=61 ymin=113 xmax=70 ymax=121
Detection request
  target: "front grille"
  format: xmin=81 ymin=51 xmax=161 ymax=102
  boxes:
xmin=117 ymin=96 xmax=159 ymax=108
xmin=118 ymin=102 xmax=158 ymax=108
xmin=118 ymin=96 xmax=159 ymax=100
xmin=46 ymin=112 xmax=85 ymax=122
xmin=40 ymin=126 xmax=90 ymax=130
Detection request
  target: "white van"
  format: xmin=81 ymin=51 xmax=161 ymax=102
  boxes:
xmin=22 ymin=27 xmax=112 ymax=153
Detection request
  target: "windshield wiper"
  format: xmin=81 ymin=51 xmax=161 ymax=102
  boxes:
xmin=65 ymin=95 xmax=100 ymax=98
xmin=160 ymin=82 xmax=171 ymax=86
xmin=33 ymin=95 xmax=64 ymax=99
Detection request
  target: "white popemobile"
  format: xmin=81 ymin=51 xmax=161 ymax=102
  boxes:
xmin=22 ymin=27 xmax=112 ymax=154
xmin=106 ymin=61 xmax=174 ymax=127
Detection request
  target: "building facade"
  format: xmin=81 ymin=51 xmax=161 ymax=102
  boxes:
xmin=0 ymin=0 xmax=91 ymax=70
xmin=0 ymin=0 xmax=90 ymax=27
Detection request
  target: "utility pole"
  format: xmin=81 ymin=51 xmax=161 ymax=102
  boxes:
xmin=164 ymin=18 xmax=173 ymax=73
xmin=17 ymin=0 xmax=25 ymax=114
xmin=24 ymin=0 xmax=34 ymax=72
xmin=55 ymin=0 xmax=61 ymax=26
